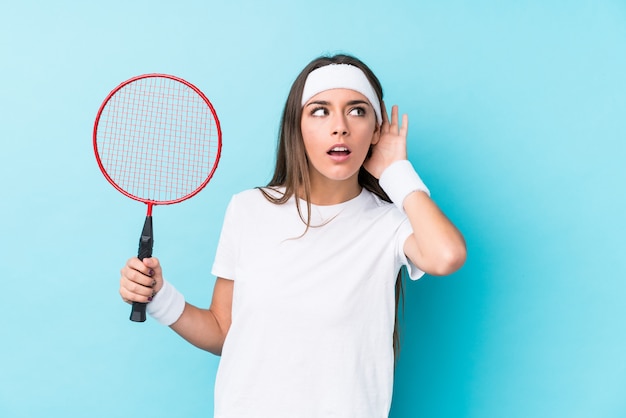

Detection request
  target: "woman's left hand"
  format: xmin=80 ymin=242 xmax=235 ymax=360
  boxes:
xmin=363 ymin=102 xmax=408 ymax=179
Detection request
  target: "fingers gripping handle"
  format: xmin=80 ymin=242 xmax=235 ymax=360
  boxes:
xmin=130 ymin=216 xmax=153 ymax=322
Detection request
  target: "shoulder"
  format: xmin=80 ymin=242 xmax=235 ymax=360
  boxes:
xmin=230 ymin=187 xmax=265 ymax=202
xmin=360 ymin=188 xmax=394 ymax=211
xmin=229 ymin=187 xmax=285 ymax=206
xmin=225 ymin=187 xmax=291 ymax=218
xmin=358 ymin=188 xmax=407 ymax=224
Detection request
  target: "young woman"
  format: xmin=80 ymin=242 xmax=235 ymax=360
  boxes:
xmin=119 ymin=54 xmax=466 ymax=417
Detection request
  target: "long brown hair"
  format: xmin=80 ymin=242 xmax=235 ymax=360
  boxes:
xmin=259 ymin=53 xmax=405 ymax=359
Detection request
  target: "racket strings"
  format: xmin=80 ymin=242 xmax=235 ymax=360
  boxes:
xmin=96 ymin=76 xmax=219 ymax=203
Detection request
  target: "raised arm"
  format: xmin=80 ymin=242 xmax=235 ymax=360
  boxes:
xmin=364 ymin=104 xmax=466 ymax=276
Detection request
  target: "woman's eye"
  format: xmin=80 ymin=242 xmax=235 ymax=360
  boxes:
xmin=349 ymin=107 xmax=366 ymax=116
xmin=311 ymin=107 xmax=327 ymax=117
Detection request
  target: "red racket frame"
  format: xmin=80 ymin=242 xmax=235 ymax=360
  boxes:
xmin=93 ymin=73 xmax=222 ymax=216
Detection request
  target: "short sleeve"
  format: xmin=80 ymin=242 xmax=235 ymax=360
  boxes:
xmin=211 ymin=195 xmax=240 ymax=281
xmin=397 ymin=218 xmax=425 ymax=281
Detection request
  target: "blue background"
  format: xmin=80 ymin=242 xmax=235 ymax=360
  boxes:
xmin=1 ymin=1 xmax=625 ymax=417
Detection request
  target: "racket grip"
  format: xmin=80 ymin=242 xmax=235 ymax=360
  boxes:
xmin=130 ymin=216 xmax=154 ymax=322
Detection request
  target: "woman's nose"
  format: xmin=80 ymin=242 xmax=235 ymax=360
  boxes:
xmin=331 ymin=114 xmax=349 ymax=136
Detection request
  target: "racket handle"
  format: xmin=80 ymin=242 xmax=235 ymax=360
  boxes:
xmin=130 ymin=216 xmax=154 ymax=322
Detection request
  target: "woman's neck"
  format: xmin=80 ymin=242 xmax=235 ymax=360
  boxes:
xmin=306 ymin=176 xmax=362 ymax=206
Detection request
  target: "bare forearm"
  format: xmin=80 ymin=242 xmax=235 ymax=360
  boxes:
xmin=403 ymin=191 xmax=466 ymax=276
xmin=170 ymin=303 xmax=228 ymax=356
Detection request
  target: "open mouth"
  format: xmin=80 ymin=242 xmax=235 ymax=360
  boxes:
xmin=327 ymin=146 xmax=351 ymax=156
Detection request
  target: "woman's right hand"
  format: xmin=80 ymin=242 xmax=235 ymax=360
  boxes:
xmin=119 ymin=257 xmax=164 ymax=304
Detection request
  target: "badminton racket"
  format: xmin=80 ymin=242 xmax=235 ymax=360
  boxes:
xmin=93 ymin=74 xmax=222 ymax=322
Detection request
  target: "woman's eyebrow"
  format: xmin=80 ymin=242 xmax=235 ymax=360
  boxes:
xmin=305 ymin=99 xmax=370 ymax=107
xmin=346 ymin=99 xmax=370 ymax=106
xmin=305 ymin=100 xmax=330 ymax=107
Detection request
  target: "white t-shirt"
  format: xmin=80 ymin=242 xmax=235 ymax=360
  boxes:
xmin=211 ymin=187 xmax=424 ymax=418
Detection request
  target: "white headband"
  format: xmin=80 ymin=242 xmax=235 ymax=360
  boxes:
xmin=301 ymin=64 xmax=382 ymax=124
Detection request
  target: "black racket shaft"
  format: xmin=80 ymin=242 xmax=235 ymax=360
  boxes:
xmin=130 ymin=216 xmax=153 ymax=322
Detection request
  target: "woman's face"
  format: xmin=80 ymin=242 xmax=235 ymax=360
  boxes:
xmin=301 ymin=88 xmax=379 ymax=190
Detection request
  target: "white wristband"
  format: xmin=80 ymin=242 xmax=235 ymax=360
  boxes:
xmin=379 ymin=160 xmax=430 ymax=212
xmin=146 ymin=279 xmax=185 ymax=326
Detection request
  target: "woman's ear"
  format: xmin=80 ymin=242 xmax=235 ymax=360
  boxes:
xmin=371 ymin=123 xmax=381 ymax=145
